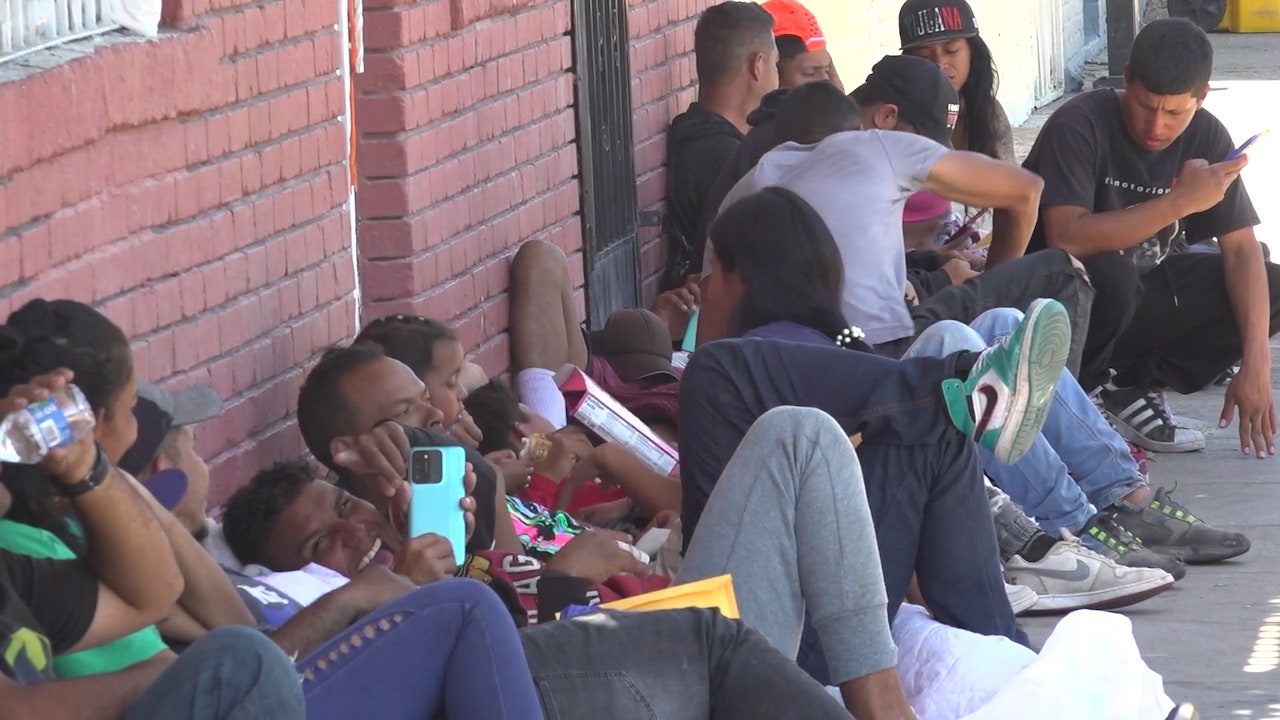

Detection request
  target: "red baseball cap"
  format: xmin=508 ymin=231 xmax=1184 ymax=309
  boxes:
xmin=762 ymin=0 xmax=826 ymax=52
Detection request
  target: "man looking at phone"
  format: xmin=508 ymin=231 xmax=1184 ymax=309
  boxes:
xmin=1022 ymin=18 xmax=1280 ymax=458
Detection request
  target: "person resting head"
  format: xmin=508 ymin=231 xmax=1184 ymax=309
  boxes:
xmin=464 ymin=381 xmax=630 ymax=515
xmin=294 ymin=342 xmax=504 ymax=552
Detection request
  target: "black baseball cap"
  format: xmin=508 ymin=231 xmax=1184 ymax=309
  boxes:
xmin=853 ymin=55 xmax=960 ymax=147
xmin=898 ymin=0 xmax=979 ymax=49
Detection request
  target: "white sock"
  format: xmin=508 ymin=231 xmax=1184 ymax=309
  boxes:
xmin=516 ymin=368 xmax=567 ymax=429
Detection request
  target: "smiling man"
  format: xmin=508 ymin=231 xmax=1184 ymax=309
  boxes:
xmin=1022 ymin=18 xmax=1280 ymax=461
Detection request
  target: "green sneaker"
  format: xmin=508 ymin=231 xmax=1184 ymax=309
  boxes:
xmin=941 ymin=298 xmax=1070 ymax=464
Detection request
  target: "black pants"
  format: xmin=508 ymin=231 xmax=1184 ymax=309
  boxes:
xmin=1080 ymin=251 xmax=1280 ymax=394
xmin=678 ymin=339 xmax=1021 ymax=645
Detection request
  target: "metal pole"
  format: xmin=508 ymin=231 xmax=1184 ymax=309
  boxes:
xmin=1094 ymin=0 xmax=1140 ymax=88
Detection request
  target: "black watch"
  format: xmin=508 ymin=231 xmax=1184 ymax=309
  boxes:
xmin=56 ymin=445 xmax=110 ymax=499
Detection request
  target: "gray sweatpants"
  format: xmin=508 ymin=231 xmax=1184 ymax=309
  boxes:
xmin=675 ymin=406 xmax=898 ymax=685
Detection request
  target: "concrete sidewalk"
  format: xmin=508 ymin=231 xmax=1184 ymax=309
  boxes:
xmin=1014 ymin=33 xmax=1280 ymax=716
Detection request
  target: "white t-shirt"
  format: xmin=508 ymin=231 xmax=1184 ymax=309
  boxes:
xmin=711 ymin=130 xmax=947 ymax=345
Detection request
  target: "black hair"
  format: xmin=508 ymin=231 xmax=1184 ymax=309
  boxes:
xmin=957 ymin=35 xmax=1002 ymax=159
xmin=776 ymin=34 xmax=807 ymax=62
xmin=710 ymin=187 xmax=848 ymax=340
xmin=354 ymin=314 xmax=456 ymax=379
xmin=221 ymin=458 xmax=316 ymax=568
xmin=775 ymin=81 xmax=861 ymax=145
xmin=1128 ymin=18 xmax=1213 ymax=96
xmin=463 ymin=381 xmax=528 ymax=456
xmin=0 ymin=299 xmax=134 ymax=552
xmin=695 ymin=1 xmax=776 ymax=87
xmin=296 ymin=343 xmax=387 ymax=471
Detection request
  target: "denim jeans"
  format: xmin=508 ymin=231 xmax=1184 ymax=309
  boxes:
xmin=676 ymin=406 xmax=897 ymax=685
xmin=679 ymin=339 xmax=1020 ymax=644
xmin=299 ymin=579 xmax=542 ymax=720
xmin=520 ymin=607 xmax=848 ymax=719
xmin=904 ymin=308 xmax=1146 ymax=534
xmin=123 ymin=626 xmax=304 ymax=720
xmin=906 ymin=248 xmax=1095 ymax=376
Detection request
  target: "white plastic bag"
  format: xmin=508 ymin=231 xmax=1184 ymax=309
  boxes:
xmin=961 ymin=610 xmax=1175 ymax=720
xmin=112 ymin=0 xmax=159 ymax=37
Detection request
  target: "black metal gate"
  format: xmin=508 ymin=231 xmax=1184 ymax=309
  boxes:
xmin=571 ymin=0 xmax=641 ymax=329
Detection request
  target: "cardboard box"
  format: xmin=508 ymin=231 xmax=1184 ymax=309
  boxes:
xmin=559 ymin=367 xmax=680 ymax=476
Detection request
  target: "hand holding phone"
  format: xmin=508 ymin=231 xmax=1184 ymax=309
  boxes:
xmin=1226 ymin=130 xmax=1268 ymax=161
xmin=407 ymin=447 xmax=469 ymax=566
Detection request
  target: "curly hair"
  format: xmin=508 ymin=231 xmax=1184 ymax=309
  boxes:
xmin=221 ymin=459 xmax=316 ymax=568
xmin=0 ymin=299 xmax=133 ymax=553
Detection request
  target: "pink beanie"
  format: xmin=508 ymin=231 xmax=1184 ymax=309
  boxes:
xmin=903 ymin=191 xmax=950 ymax=223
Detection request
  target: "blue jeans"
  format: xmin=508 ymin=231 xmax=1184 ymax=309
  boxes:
xmin=905 ymin=308 xmax=1146 ymax=534
xmin=123 ymin=626 xmax=304 ymax=720
xmin=300 ymin=579 xmax=542 ymax=720
xmin=520 ymin=607 xmax=847 ymax=719
xmin=679 ymin=339 xmax=1020 ymax=645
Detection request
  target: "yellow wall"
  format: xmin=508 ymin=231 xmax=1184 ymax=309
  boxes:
xmin=803 ymin=0 xmax=1047 ymax=124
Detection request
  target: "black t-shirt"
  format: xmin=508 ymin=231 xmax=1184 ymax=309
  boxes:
xmin=665 ymin=104 xmax=744 ymax=266
xmin=0 ymin=550 xmax=97 ymax=682
xmin=1023 ymin=88 xmax=1259 ymax=270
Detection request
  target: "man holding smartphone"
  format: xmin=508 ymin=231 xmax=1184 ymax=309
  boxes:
xmin=1023 ymin=18 xmax=1280 ymax=461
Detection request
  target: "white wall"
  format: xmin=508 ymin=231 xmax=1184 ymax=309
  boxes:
xmin=804 ymin=0 xmax=1063 ymax=124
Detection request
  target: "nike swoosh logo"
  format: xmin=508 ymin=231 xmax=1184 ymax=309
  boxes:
xmin=1024 ymin=559 xmax=1091 ymax=582
xmin=973 ymin=384 xmax=1000 ymax=441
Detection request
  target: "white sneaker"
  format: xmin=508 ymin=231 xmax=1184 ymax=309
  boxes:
xmin=1005 ymin=531 xmax=1175 ymax=614
xmin=1004 ymin=582 xmax=1039 ymax=616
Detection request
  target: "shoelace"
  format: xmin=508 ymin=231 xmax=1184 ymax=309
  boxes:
xmin=1091 ymin=512 xmax=1149 ymax=552
xmin=1057 ymin=528 xmax=1123 ymax=567
xmin=1142 ymin=388 xmax=1178 ymax=428
xmin=1150 ymin=483 xmax=1200 ymax=525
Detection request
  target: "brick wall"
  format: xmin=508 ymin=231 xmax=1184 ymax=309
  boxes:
xmin=0 ymin=0 xmax=355 ymax=506
xmin=354 ymin=0 xmax=712 ymax=375
xmin=354 ymin=0 xmax=580 ymax=374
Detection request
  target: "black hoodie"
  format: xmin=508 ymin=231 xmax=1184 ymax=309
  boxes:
xmin=664 ymin=103 xmax=744 ymax=278
xmin=691 ymin=89 xmax=790 ymax=272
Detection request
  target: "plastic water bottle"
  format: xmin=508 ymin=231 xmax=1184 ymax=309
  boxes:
xmin=0 ymin=385 xmax=96 ymax=463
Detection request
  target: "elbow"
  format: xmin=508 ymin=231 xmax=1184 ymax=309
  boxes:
xmin=144 ymin=574 xmax=186 ymax=622
xmin=1017 ymin=172 xmax=1044 ymax=210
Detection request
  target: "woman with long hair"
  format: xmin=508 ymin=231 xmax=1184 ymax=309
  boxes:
xmin=898 ymin=0 xmax=1015 ymax=162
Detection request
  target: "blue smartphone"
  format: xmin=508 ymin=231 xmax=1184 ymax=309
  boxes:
xmin=407 ymin=446 xmax=467 ymax=565
xmin=681 ymin=309 xmax=699 ymax=352
xmin=1226 ymin=130 xmax=1267 ymax=160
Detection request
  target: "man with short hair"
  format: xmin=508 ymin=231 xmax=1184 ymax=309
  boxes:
xmin=766 ymin=0 xmax=840 ymax=90
xmin=1023 ymin=17 xmax=1280 ymax=459
xmin=664 ymin=0 xmax=778 ymax=283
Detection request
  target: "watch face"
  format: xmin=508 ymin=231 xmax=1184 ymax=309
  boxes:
xmin=1121 ymin=217 xmax=1181 ymax=271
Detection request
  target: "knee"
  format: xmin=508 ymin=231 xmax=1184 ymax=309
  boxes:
xmin=910 ymin=319 xmax=987 ymax=356
xmin=755 ymin=406 xmax=839 ymax=438
xmin=511 ymin=239 xmax=568 ymax=285
xmin=1081 ymin=254 xmax=1138 ymax=304
xmin=193 ymin=626 xmax=300 ymax=687
xmin=970 ymin=307 xmax=1023 ymax=338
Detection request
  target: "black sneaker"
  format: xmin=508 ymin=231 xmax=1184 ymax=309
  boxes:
xmin=1110 ymin=486 xmax=1251 ymax=564
xmin=1099 ymin=384 xmax=1205 ymax=453
xmin=1079 ymin=512 xmax=1186 ymax=581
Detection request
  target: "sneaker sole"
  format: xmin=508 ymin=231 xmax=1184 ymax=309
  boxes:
xmin=994 ymin=299 xmax=1071 ymax=464
xmin=1108 ymin=420 xmax=1206 ymax=453
xmin=1144 ymin=538 xmax=1251 ymax=564
xmin=1022 ymin=573 xmax=1175 ymax=614
xmin=1008 ymin=589 xmax=1040 ymax=615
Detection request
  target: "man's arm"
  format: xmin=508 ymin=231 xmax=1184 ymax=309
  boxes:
xmin=1217 ymin=227 xmax=1276 ymax=457
xmin=119 ymin=472 xmax=255 ymax=637
xmin=923 ymin=151 xmax=1043 ymax=267
xmin=555 ymin=444 xmax=681 ymax=518
xmin=1041 ymin=156 xmax=1250 ymax=258
xmin=270 ymin=566 xmax=416 ymax=659
xmin=0 ymin=653 xmax=172 ymax=720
